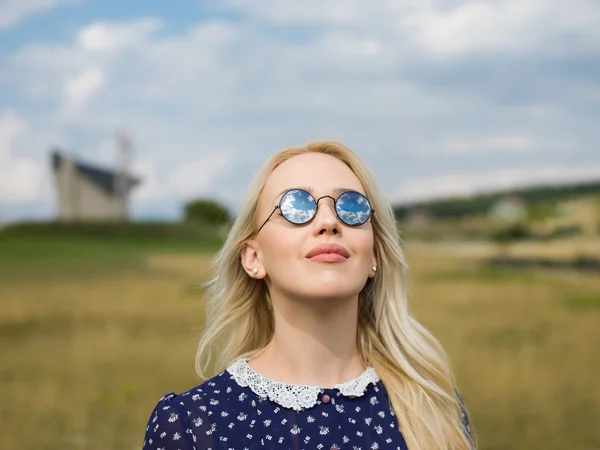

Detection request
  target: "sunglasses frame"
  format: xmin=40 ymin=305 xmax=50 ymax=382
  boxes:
xmin=256 ymin=188 xmax=375 ymax=234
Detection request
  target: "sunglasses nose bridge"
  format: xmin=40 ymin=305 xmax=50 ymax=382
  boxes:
xmin=314 ymin=194 xmax=336 ymax=207
xmin=308 ymin=195 xmax=335 ymax=221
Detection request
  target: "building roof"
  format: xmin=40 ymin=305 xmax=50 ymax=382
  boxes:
xmin=51 ymin=150 xmax=141 ymax=196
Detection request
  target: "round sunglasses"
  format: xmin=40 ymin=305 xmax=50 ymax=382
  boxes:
xmin=257 ymin=188 xmax=375 ymax=233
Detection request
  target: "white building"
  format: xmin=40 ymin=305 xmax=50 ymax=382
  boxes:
xmin=51 ymin=150 xmax=141 ymax=221
xmin=488 ymin=196 xmax=527 ymax=222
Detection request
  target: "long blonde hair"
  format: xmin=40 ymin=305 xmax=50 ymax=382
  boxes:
xmin=196 ymin=141 xmax=474 ymax=450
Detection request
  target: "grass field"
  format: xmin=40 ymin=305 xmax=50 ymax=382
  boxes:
xmin=0 ymin=235 xmax=599 ymax=449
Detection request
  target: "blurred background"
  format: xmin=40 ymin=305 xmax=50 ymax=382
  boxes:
xmin=1 ymin=1 xmax=599 ymax=449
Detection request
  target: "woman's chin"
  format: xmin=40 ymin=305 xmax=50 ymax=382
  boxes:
xmin=298 ymin=279 xmax=361 ymax=301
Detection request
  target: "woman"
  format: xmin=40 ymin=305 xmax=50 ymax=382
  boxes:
xmin=142 ymin=141 xmax=474 ymax=450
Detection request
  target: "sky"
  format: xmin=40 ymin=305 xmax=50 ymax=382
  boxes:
xmin=0 ymin=0 xmax=599 ymax=221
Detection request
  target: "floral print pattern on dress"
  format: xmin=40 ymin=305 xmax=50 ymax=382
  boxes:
xmin=142 ymin=359 xmax=471 ymax=450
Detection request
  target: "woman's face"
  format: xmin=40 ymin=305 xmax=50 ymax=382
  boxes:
xmin=243 ymin=152 xmax=377 ymax=302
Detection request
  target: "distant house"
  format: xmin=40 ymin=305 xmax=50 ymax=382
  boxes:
xmin=488 ymin=196 xmax=526 ymax=222
xmin=51 ymin=150 xmax=141 ymax=221
xmin=407 ymin=208 xmax=433 ymax=226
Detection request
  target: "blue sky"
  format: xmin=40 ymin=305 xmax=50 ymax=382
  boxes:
xmin=1 ymin=0 xmax=599 ymax=221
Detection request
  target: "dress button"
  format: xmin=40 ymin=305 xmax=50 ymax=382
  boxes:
xmin=321 ymin=394 xmax=331 ymax=404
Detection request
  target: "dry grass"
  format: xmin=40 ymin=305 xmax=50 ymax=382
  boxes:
xmin=405 ymin=242 xmax=600 ymax=450
xmin=0 ymin=244 xmax=599 ymax=449
xmin=0 ymin=254 xmax=212 ymax=450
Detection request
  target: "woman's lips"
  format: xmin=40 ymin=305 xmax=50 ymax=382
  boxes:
xmin=307 ymin=253 xmax=348 ymax=263
xmin=305 ymin=243 xmax=350 ymax=263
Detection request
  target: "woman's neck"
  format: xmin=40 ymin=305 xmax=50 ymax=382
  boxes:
xmin=248 ymin=293 xmax=366 ymax=388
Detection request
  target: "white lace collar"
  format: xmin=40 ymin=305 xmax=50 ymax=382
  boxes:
xmin=226 ymin=357 xmax=380 ymax=411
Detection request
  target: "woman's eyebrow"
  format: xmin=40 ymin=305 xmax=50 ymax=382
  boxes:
xmin=271 ymin=186 xmax=358 ymax=204
xmin=332 ymin=187 xmax=356 ymax=195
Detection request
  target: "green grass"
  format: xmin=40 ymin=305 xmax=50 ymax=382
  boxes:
xmin=0 ymin=233 xmax=223 ymax=260
xmin=562 ymin=295 xmax=600 ymax=311
xmin=424 ymin=267 xmax=542 ymax=283
xmin=0 ymin=233 xmax=223 ymax=282
xmin=467 ymin=323 xmax=552 ymax=351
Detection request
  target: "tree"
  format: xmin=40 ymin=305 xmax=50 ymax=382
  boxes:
xmin=184 ymin=199 xmax=232 ymax=226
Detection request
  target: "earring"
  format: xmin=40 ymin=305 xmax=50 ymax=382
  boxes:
xmin=252 ymin=268 xmax=259 ymax=275
xmin=371 ymin=266 xmax=377 ymax=272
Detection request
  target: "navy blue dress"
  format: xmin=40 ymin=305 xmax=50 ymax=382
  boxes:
xmin=142 ymin=358 xmax=470 ymax=450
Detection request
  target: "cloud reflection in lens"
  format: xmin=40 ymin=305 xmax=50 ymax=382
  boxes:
xmin=280 ymin=189 xmax=317 ymax=224
xmin=336 ymin=191 xmax=371 ymax=225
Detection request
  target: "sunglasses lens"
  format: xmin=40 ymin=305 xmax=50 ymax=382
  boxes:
xmin=336 ymin=191 xmax=372 ymax=225
xmin=280 ymin=189 xmax=317 ymax=224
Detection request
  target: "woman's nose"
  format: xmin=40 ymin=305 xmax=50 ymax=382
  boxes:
xmin=312 ymin=198 xmax=340 ymax=235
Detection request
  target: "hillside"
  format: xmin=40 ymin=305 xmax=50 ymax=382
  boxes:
xmin=393 ymin=179 xmax=600 ymax=220
xmin=394 ymin=180 xmax=600 ymax=242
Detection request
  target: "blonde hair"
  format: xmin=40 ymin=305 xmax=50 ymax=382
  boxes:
xmin=196 ymin=141 xmax=474 ymax=450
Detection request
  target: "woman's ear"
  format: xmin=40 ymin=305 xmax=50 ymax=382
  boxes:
xmin=369 ymin=253 xmax=378 ymax=278
xmin=241 ymin=241 xmax=265 ymax=279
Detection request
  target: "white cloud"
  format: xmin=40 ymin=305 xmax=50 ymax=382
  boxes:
xmin=63 ymin=67 xmax=105 ymax=111
xmin=440 ymin=134 xmax=536 ymax=155
xmin=392 ymin=164 xmax=600 ymax=204
xmin=216 ymin=0 xmax=372 ymax=25
xmin=0 ymin=111 xmax=44 ymax=204
xmin=0 ymin=0 xmax=78 ymax=30
xmin=414 ymin=0 xmax=600 ymax=55
xmin=126 ymin=149 xmax=234 ymax=205
xmin=167 ymin=153 xmax=232 ymax=198
xmin=221 ymin=0 xmax=600 ymax=56
xmin=131 ymin=158 xmax=165 ymax=202
xmin=0 ymin=111 xmax=26 ymax=160
xmin=76 ymin=19 xmax=163 ymax=52
xmin=6 ymin=19 xmax=240 ymax=109
xmin=407 ymin=1 xmax=536 ymax=55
